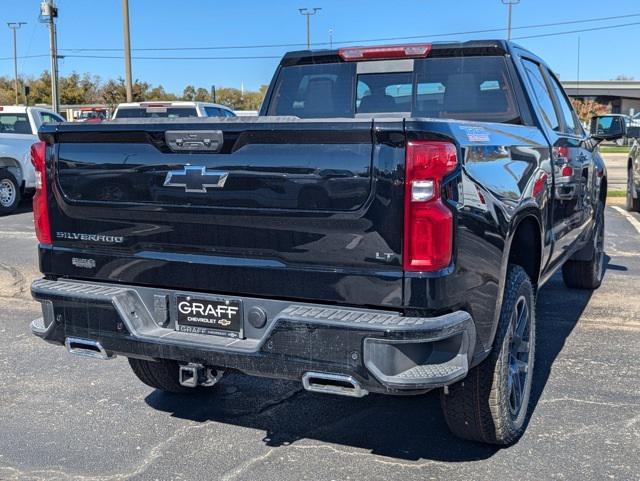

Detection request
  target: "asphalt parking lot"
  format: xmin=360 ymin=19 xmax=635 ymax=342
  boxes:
xmin=0 ymin=197 xmax=639 ymax=481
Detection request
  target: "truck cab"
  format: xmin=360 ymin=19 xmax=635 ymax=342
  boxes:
xmin=0 ymin=106 xmax=64 ymax=214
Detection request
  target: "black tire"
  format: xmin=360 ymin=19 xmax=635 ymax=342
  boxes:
xmin=440 ymin=265 xmax=536 ymax=445
xmin=562 ymin=203 xmax=605 ymax=289
xmin=627 ymin=166 xmax=639 ymax=212
xmin=0 ymin=169 xmax=21 ymax=215
xmin=128 ymin=358 xmax=217 ymax=394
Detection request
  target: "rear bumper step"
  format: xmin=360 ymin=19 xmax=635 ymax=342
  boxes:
xmin=31 ymin=278 xmax=476 ymax=394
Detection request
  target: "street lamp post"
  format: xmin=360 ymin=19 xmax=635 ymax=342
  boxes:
xmin=501 ymin=0 xmax=521 ymax=40
xmin=7 ymin=22 xmax=26 ymax=105
xmin=299 ymin=8 xmax=321 ymax=49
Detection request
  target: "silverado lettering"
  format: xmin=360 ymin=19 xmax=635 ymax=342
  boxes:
xmin=56 ymin=232 xmax=124 ymax=244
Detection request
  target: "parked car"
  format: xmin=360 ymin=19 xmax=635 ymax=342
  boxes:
xmin=0 ymin=105 xmax=64 ymax=214
xmin=30 ymin=40 xmax=616 ymax=445
xmin=624 ymin=120 xmax=640 ymax=212
xmin=75 ymin=107 xmax=109 ymax=123
xmin=112 ymin=101 xmax=236 ymax=119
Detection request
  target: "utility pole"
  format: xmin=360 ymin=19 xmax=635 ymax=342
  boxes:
xmin=576 ymin=37 xmax=581 ymax=97
xmin=329 ymin=28 xmax=333 ymax=49
xmin=40 ymin=1 xmax=59 ymax=112
xmin=122 ymin=0 xmax=133 ymax=102
xmin=501 ymin=0 xmax=520 ymax=41
xmin=299 ymin=8 xmax=321 ymax=49
xmin=7 ymin=22 xmax=26 ymax=105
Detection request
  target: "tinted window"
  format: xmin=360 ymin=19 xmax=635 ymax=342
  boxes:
xmin=0 ymin=113 xmax=31 ymax=134
xmin=414 ymin=56 xmax=520 ymax=123
xmin=204 ymin=107 xmax=224 ymax=117
xmin=268 ymin=62 xmax=356 ymax=118
xmin=357 ymin=72 xmax=413 ymax=113
xmin=40 ymin=112 xmax=64 ymax=124
xmin=548 ymin=73 xmax=582 ymax=135
xmin=522 ymin=59 xmax=559 ymax=131
xmin=115 ymin=107 xmax=198 ymax=119
xmin=268 ymin=56 xmax=520 ymax=123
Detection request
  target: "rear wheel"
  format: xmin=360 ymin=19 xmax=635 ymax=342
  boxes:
xmin=440 ymin=265 xmax=536 ymax=445
xmin=627 ymin=166 xmax=639 ymax=212
xmin=128 ymin=358 xmax=219 ymax=394
xmin=0 ymin=170 xmax=21 ymax=215
xmin=562 ymin=203 xmax=605 ymax=289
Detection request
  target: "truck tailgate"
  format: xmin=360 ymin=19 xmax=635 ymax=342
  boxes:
xmin=41 ymin=118 xmax=404 ymax=308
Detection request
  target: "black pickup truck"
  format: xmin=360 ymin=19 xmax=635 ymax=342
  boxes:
xmin=29 ymin=40 xmax=623 ymax=445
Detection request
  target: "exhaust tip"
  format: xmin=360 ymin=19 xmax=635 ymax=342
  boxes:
xmin=65 ymin=337 xmax=115 ymax=360
xmin=302 ymin=372 xmax=368 ymax=398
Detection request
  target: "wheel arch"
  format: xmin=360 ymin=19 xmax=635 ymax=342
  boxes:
xmin=506 ymin=213 xmax=543 ymax=288
xmin=477 ymin=209 xmax=543 ymax=363
xmin=0 ymin=157 xmax=24 ymax=186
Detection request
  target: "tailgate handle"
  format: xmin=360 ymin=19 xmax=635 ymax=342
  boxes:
xmin=165 ymin=130 xmax=224 ymax=152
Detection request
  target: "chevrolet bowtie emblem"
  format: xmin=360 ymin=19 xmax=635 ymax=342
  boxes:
xmin=163 ymin=166 xmax=229 ymax=193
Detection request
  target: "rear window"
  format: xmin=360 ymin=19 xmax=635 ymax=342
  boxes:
xmin=204 ymin=106 xmax=235 ymax=117
xmin=114 ymin=107 xmax=198 ymax=119
xmin=0 ymin=113 xmax=31 ymax=134
xmin=268 ymin=56 xmax=520 ymax=124
xmin=267 ymin=62 xmax=356 ymax=118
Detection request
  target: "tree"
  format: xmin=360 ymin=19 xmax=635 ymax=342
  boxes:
xmin=613 ymin=75 xmax=635 ymax=81
xmin=60 ymin=72 xmax=89 ymax=105
xmin=0 ymin=69 xmax=269 ymax=110
xmin=215 ymin=87 xmax=244 ymax=109
xmin=570 ymin=98 xmax=610 ymax=123
xmin=100 ymin=78 xmax=152 ymax=107
xmin=194 ymin=88 xmax=210 ymax=102
xmin=147 ymin=85 xmax=177 ymax=101
xmin=27 ymin=71 xmax=52 ymax=104
xmin=182 ymin=85 xmax=196 ymax=101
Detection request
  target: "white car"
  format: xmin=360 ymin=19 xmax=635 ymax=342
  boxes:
xmin=112 ymin=101 xmax=236 ymax=119
xmin=0 ymin=106 xmax=65 ymax=214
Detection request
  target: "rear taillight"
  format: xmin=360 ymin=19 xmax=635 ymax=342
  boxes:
xmin=338 ymin=43 xmax=432 ymax=61
xmin=30 ymin=141 xmax=52 ymax=245
xmin=403 ymin=141 xmax=457 ymax=272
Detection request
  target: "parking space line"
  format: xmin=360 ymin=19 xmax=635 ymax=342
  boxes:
xmin=0 ymin=231 xmax=36 ymax=239
xmin=611 ymin=206 xmax=640 ymax=235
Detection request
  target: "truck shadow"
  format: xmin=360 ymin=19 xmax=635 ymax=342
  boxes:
xmin=2 ymin=198 xmax=33 ymax=216
xmin=144 ymin=266 xmax=604 ymax=463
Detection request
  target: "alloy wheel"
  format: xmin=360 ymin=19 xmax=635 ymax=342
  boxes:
xmin=507 ymin=295 xmax=531 ymax=419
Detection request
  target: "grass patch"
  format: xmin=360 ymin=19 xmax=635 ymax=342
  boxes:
xmin=608 ymin=190 xmax=626 ymax=197
xmin=599 ymin=146 xmax=631 ymax=154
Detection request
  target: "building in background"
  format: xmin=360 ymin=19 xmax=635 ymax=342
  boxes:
xmin=562 ymin=80 xmax=640 ymax=117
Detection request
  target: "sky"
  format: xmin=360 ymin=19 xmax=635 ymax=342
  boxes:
xmin=1 ymin=0 xmax=639 ymax=95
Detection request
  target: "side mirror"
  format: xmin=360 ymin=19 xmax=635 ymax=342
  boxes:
xmin=590 ymin=115 xmax=626 ymax=142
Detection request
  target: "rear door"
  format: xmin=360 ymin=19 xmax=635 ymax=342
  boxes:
xmin=520 ymin=57 xmax=587 ymax=266
xmin=544 ymin=70 xmax=596 ymax=225
xmin=45 ymin=119 xmax=405 ymax=308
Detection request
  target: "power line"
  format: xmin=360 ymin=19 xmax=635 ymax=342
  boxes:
xmin=63 ymin=54 xmax=282 ymax=60
xmin=2 ymin=16 xmax=640 ymax=62
xmin=55 ymin=12 xmax=640 ymax=52
xmin=0 ymin=54 xmax=48 ymax=60
xmin=513 ymin=20 xmax=640 ymax=39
